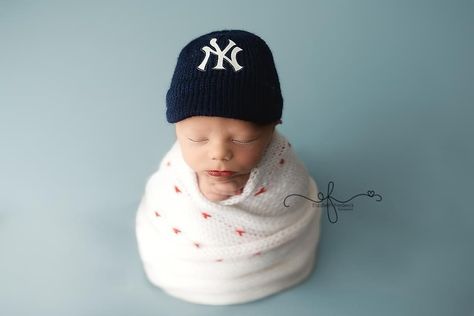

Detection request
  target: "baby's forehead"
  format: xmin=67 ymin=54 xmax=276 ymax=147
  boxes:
xmin=176 ymin=116 xmax=267 ymax=132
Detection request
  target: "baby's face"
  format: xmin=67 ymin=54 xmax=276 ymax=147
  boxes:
xmin=175 ymin=116 xmax=275 ymax=179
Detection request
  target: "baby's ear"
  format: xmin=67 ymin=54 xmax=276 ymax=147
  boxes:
xmin=272 ymin=119 xmax=282 ymax=129
xmin=268 ymin=121 xmax=278 ymax=133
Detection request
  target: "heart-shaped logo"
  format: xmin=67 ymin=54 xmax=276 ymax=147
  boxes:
xmin=367 ymin=190 xmax=375 ymax=197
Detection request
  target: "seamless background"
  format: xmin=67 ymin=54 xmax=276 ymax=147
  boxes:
xmin=1 ymin=0 xmax=473 ymax=315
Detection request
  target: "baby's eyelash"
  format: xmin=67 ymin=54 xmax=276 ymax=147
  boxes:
xmin=232 ymin=138 xmax=257 ymax=144
xmin=186 ymin=137 xmax=258 ymax=144
xmin=187 ymin=137 xmax=208 ymax=143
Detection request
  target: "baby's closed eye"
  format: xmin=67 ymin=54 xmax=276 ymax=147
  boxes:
xmin=187 ymin=137 xmax=208 ymax=143
xmin=231 ymin=138 xmax=258 ymax=144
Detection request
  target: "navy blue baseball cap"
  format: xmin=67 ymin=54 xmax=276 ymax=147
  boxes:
xmin=166 ymin=29 xmax=283 ymax=125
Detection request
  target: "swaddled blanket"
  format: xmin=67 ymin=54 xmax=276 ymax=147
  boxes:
xmin=135 ymin=130 xmax=321 ymax=305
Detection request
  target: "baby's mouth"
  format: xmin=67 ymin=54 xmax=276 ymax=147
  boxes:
xmin=206 ymin=170 xmax=236 ymax=177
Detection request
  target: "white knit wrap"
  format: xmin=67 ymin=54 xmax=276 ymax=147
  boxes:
xmin=135 ymin=130 xmax=322 ymax=305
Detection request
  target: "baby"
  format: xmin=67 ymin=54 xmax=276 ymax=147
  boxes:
xmin=135 ymin=29 xmax=322 ymax=305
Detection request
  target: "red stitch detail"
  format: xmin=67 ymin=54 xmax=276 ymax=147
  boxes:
xmin=174 ymin=185 xmax=181 ymax=193
xmin=255 ymin=187 xmax=266 ymax=196
xmin=172 ymin=227 xmax=181 ymax=234
xmin=201 ymin=212 xmax=212 ymax=219
xmin=236 ymin=228 xmax=245 ymax=236
xmin=193 ymin=242 xmax=201 ymax=248
xmin=154 ymin=211 xmax=161 ymax=217
xmin=279 ymin=159 xmax=285 ymax=165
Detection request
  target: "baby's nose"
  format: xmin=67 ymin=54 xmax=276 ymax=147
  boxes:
xmin=209 ymin=143 xmax=233 ymax=161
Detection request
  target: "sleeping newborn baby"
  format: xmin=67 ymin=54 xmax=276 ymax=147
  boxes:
xmin=135 ymin=29 xmax=322 ymax=305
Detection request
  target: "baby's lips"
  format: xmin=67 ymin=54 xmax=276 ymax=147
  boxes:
xmin=207 ymin=170 xmax=236 ymax=177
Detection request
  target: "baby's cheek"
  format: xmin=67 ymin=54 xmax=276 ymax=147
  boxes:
xmin=181 ymin=148 xmax=202 ymax=171
xmin=237 ymin=148 xmax=265 ymax=169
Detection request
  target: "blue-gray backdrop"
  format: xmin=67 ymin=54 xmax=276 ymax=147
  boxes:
xmin=1 ymin=0 xmax=473 ymax=315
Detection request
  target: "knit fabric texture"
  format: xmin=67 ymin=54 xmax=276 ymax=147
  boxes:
xmin=166 ymin=29 xmax=283 ymax=124
xmin=135 ymin=130 xmax=322 ymax=305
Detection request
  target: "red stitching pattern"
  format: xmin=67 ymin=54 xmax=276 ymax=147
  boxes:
xmin=201 ymin=212 xmax=212 ymax=219
xmin=236 ymin=228 xmax=245 ymax=236
xmin=254 ymin=187 xmax=266 ymax=196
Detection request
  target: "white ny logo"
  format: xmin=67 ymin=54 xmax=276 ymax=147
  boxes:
xmin=197 ymin=38 xmax=243 ymax=72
